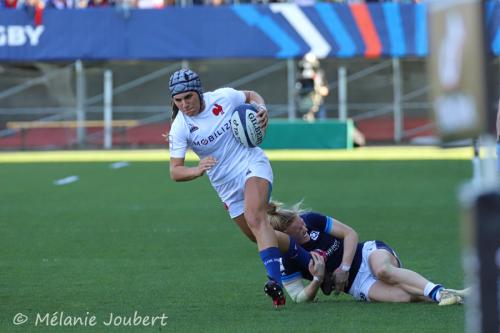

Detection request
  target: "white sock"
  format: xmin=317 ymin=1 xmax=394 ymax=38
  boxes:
xmin=424 ymin=282 xmax=442 ymax=302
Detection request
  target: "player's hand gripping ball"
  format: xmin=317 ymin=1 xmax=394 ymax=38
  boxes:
xmin=230 ymin=103 xmax=265 ymax=148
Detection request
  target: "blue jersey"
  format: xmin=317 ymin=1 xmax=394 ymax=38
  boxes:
xmin=281 ymin=212 xmax=364 ymax=292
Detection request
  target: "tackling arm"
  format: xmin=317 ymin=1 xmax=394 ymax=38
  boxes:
xmin=283 ymin=252 xmax=325 ymax=303
xmin=328 ymin=218 xmax=358 ymax=293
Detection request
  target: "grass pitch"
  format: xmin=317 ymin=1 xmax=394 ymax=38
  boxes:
xmin=0 ymin=152 xmax=470 ymax=332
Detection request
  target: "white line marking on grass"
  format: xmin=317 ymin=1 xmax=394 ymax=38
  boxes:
xmin=53 ymin=175 xmax=79 ymax=186
xmin=110 ymin=161 xmax=130 ymax=169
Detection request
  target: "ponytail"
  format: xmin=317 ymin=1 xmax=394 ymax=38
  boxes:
xmin=268 ymin=200 xmax=306 ymax=232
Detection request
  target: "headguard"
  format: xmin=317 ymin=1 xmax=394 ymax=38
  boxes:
xmin=169 ymin=68 xmax=203 ymax=98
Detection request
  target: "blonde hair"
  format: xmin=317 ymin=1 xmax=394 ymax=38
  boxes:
xmin=267 ymin=200 xmax=306 ymax=232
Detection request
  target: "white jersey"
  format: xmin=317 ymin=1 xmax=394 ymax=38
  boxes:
xmin=169 ymin=87 xmax=265 ymax=187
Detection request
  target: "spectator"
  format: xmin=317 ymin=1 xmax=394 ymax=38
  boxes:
xmin=87 ymin=0 xmax=113 ymax=7
xmin=296 ymin=52 xmax=329 ymax=121
xmin=23 ymin=0 xmax=44 ymax=25
xmin=136 ymin=0 xmax=164 ymax=8
xmin=3 ymin=0 xmax=23 ymax=8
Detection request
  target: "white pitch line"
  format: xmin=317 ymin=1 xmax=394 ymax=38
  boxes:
xmin=53 ymin=175 xmax=79 ymax=186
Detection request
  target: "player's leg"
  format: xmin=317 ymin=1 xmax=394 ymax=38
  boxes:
xmin=347 ymin=255 xmax=424 ymax=303
xmin=369 ymin=248 xmax=447 ymax=303
xmin=234 ymin=215 xmax=256 ymax=242
xmin=244 ymin=177 xmax=276 ymax=251
xmin=369 ymin=249 xmax=428 ymax=294
xmin=234 ymin=215 xmax=311 ymax=269
xmin=368 ymin=281 xmax=427 ymax=303
xmin=244 ymin=176 xmax=285 ymax=306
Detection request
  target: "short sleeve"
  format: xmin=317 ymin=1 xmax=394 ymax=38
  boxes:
xmin=218 ymin=87 xmax=246 ymax=107
xmin=301 ymin=212 xmax=334 ymax=234
xmin=168 ymin=117 xmax=188 ymax=159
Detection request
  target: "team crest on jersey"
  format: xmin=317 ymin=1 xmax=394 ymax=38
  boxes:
xmin=212 ymin=103 xmax=223 ymax=116
xmin=188 ymin=124 xmax=199 ymax=133
xmin=310 ymin=231 xmax=320 ymax=240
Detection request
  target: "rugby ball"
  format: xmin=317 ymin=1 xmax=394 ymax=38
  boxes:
xmin=230 ymin=104 xmax=264 ymax=148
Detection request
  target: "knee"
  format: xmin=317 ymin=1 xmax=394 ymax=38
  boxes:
xmin=373 ymin=264 xmax=396 ymax=283
xmin=244 ymin=210 xmax=266 ymax=231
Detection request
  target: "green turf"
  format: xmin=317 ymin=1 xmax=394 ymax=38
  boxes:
xmin=0 ymin=160 xmax=470 ymax=332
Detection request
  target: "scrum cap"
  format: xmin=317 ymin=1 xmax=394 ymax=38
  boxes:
xmin=169 ymin=68 xmax=203 ymax=98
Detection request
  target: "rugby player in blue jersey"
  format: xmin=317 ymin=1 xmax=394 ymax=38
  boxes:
xmin=267 ymin=201 xmax=469 ymax=305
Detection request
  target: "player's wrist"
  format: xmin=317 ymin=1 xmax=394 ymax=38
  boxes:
xmin=250 ymin=101 xmax=266 ymax=111
xmin=340 ymin=264 xmax=351 ymax=272
xmin=313 ymin=275 xmax=323 ymax=283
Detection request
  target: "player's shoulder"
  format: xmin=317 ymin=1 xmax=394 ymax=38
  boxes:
xmin=206 ymin=87 xmax=243 ymax=100
xmin=301 ymin=211 xmax=326 ymax=221
xmin=300 ymin=212 xmax=327 ymax=227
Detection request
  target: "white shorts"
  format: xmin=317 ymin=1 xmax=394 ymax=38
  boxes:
xmin=348 ymin=240 xmax=401 ymax=302
xmin=213 ymin=148 xmax=273 ymax=218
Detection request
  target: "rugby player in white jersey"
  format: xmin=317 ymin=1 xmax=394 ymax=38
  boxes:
xmin=267 ymin=200 xmax=470 ymax=306
xmin=167 ymin=68 xmax=312 ymax=307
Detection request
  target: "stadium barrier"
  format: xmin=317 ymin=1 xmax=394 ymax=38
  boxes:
xmin=261 ymin=119 xmax=353 ymax=149
xmin=6 ymin=120 xmax=140 ymax=149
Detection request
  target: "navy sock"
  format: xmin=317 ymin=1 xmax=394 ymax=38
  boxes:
xmin=259 ymin=247 xmax=283 ymax=285
xmin=282 ymin=237 xmax=312 ymax=270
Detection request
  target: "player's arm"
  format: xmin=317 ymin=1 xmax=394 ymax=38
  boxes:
xmin=242 ymin=90 xmax=268 ymax=132
xmin=328 ymin=218 xmax=358 ymax=294
xmin=283 ymin=252 xmax=325 ymax=303
xmin=169 ymin=156 xmax=217 ymax=182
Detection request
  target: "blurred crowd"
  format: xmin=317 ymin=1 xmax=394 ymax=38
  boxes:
xmin=0 ymin=0 xmax=422 ymax=10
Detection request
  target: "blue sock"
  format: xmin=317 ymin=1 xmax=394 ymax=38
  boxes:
xmin=282 ymin=237 xmax=312 ymax=270
xmin=259 ymin=247 xmax=282 ymax=285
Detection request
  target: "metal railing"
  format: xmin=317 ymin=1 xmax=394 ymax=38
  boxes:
xmin=0 ymin=58 xmax=436 ymax=149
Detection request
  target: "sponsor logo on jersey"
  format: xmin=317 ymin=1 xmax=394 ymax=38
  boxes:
xmin=188 ymin=124 xmax=199 ymax=133
xmin=192 ymin=120 xmax=231 ymax=146
xmin=324 ymin=239 xmax=341 ymax=257
xmin=310 ymin=231 xmax=319 ymax=241
xmin=212 ymin=103 xmax=223 ymax=116
xmin=246 ymin=169 xmax=252 ymax=176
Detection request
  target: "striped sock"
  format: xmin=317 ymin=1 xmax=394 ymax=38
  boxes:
xmin=424 ymin=283 xmax=443 ymax=302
